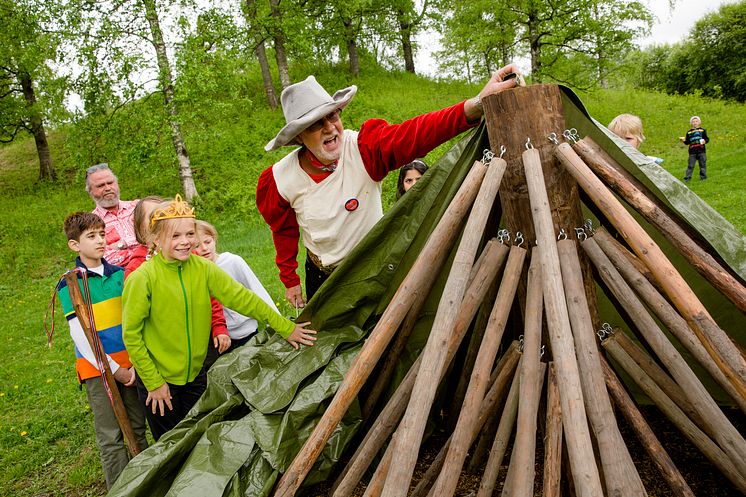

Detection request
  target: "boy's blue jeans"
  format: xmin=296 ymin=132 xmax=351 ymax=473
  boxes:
xmin=685 ymin=152 xmax=707 ymax=180
xmin=84 ymin=377 xmax=149 ymax=488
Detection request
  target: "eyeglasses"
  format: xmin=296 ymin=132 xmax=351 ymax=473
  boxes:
xmin=86 ymin=163 xmax=111 ymax=177
xmin=306 ymin=109 xmax=342 ymax=133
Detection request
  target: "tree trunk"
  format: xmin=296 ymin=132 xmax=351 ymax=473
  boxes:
xmin=257 ymin=41 xmax=278 ymax=109
xmin=397 ymin=9 xmax=415 ymax=73
xmin=527 ymin=10 xmax=542 ymax=82
xmin=342 ymin=18 xmax=360 ymax=77
xmin=141 ymin=0 xmax=199 ymax=201
xmin=269 ymin=0 xmax=290 ymax=89
xmin=246 ymin=0 xmax=278 ymax=109
xmin=19 ymin=73 xmax=56 ymax=181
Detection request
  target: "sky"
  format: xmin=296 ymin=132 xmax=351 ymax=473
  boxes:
xmin=415 ymin=0 xmax=736 ymax=77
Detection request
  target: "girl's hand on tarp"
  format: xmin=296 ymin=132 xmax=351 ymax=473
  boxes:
xmin=286 ymin=321 xmax=317 ymax=349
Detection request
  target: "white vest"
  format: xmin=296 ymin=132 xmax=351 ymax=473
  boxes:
xmin=273 ymin=130 xmax=383 ymax=267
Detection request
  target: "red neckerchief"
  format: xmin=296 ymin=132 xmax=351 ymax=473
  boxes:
xmin=304 ymin=147 xmax=337 ymax=172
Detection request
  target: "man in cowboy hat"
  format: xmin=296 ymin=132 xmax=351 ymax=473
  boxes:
xmin=257 ymin=64 xmax=523 ymax=307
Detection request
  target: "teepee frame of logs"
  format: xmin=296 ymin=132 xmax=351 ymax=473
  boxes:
xmin=273 ymin=84 xmax=746 ymax=497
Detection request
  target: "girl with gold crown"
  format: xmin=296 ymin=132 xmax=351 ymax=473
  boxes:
xmin=121 ymin=195 xmax=317 ymax=440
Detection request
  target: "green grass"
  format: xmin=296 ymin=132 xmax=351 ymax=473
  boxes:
xmin=0 ymin=69 xmax=744 ymax=496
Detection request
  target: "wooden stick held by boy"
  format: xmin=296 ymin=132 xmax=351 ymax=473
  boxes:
xmin=63 ymin=271 xmax=142 ymax=457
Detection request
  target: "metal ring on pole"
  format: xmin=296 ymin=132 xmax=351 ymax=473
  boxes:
xmin=557 ymin=228 xmax=567 ymax=241
xmin=525 ymin=137 xmax=534 ymax=150
xmin=482 ymin=149 xmax=495 ymax=165
xmin=548 ymin=132 xmax=560 ymax=145
xmin=515 ymin=232 xmax=525 ymax=247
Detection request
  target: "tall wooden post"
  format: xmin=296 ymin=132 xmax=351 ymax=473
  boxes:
xmin=481 ymin=84 xmax=598 ymax=330
xmin=63 ymin=273 xmax=141 ymax=457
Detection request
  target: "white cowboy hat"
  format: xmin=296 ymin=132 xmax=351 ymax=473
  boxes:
xmin=264 ymin=76 xmax=357 ymax=151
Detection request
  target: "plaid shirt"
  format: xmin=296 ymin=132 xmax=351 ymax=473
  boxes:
xmin=93 ymin=200 xmax=138 ymax=266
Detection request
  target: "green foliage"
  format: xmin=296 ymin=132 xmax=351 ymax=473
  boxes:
xmin=0 ymin=0 xmax=68 ymax=148
xmin=633 ymin=1 xmax=746 ymax=102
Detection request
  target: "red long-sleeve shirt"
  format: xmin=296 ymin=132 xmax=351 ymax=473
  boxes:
xmin=256 ymin=101 xmax=475 ymax=288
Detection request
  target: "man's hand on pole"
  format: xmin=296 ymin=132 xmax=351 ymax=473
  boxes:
xmin=285 ymin=284 xmax=306 ymax=309
xmin=464 ymin=63 xmax=525 ymax=122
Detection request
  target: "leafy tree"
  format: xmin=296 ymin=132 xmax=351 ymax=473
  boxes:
xmin=0 ymin=0 xmax=64 ymax=180
xmin=434 ymin=0 xmax=652 ymax=87
xmin=686 ymin=1 xmax=746 ymax=101
xmin=72 ymin=0 xmax=200 ymax=200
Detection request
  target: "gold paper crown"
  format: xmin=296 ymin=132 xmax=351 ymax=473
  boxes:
xmin=150 ymin=194 xmax=195 ymax=228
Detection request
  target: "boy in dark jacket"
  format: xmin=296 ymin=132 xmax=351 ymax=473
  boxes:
xmin=680 ymin=115 xmax=709 ymax=181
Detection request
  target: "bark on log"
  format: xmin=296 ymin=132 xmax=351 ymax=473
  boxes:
xmin=273 ymin=162 xmax=490 ymax=497
xmin=431 ymin=245 xmax=527 ymax=497
xmin=381 ymin=158 xmax=507 ymax=497
xmin=594 ymin=228 xmax=746 ymax=413
xmin=573 ymin=137 xmax=746 ymax=313
xmin=601 ymin=356 xmax=695 ymax=497
xmin=331 ymin=241 xmax=510 ymax=497
xmin=543 ymin=362 xmax=563 ymax=497
xmin=557 ymin=239 xmax=647 ymax=496
xmin=555 ymin=142 xmax=746 ymax=399
xmin=524 ymin=148 xmax=604 ymax=497
xmin=582 ymin=236 xmax=746 ymax=478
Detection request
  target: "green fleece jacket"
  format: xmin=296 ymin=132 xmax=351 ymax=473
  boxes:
xmin=123 ymin=253 xmax=295 ymax=391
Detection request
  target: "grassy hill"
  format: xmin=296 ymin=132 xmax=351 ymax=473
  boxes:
xmin=0 ymin=67 xmax=744 ymax=496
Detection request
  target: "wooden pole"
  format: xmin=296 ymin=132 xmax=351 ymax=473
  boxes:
xmin=474 ymin=360 xmax=527 ymax=497
xmin=542 ymin=362 xmax=563 ymax=497
xmin=554 ymin=142 xmax=746 ymax=397
xmin=600 ymin=355 xmax=695 ymax=497
xmin=430 ymin=245 xmax=526 ymax=497
xmin=502 ymin=364 xmax=547 ymax=497
xmin=608 ymin=331 xmax=705 ymax=427
xmin=602 ymin=334 xmax=746 ymax=492
xmin=523 ymin=147 xmax=604 ymax=497
xmin=381 ymin=157 xmax=507 ymax=497
xmin=273 ymin=161 xmax=490 ymax=497
xmin=582 ymin=236 xmax=746 ymax=477
xmin=557 ymin=239 xmax=647 ymax=496
xmin=503 ymin=252 xmax=543 ymax=497
xmin=411 ymin=344 xmax=521 ymax=497
xmin=63 ymin=273 xmax=141 ymax=457
xmin=330 ymin=240 xmax=510 ymax=497
xmin=572 ymin=136 xmax=746 ymax=313
xmin=593 ymin=228 xmax=746 ymax=413
xmin=361 ymin=238 xmax=499 ymax=418
xmin=364 ymin=343 xmax=520 ymax=497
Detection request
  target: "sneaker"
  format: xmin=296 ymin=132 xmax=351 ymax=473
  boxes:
xmin=684 ymin=177 xmax=691 ymax=183
xmin=700 ymin=176 xmax=707 ymax=181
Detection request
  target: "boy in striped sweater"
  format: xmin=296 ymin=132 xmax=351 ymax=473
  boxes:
xmin=57 ymin=212 xmax=148 ymax=488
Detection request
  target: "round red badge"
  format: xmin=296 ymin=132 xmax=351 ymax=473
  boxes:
xmin=345 ymin=198 xmax=359 ymax=212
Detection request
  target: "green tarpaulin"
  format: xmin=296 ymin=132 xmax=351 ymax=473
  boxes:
xmin=108 ymin=87 xmax=745 ymax=497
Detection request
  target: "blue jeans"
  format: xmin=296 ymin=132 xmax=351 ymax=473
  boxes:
xmin=686 ymin=152 xmax=707 ymax=180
